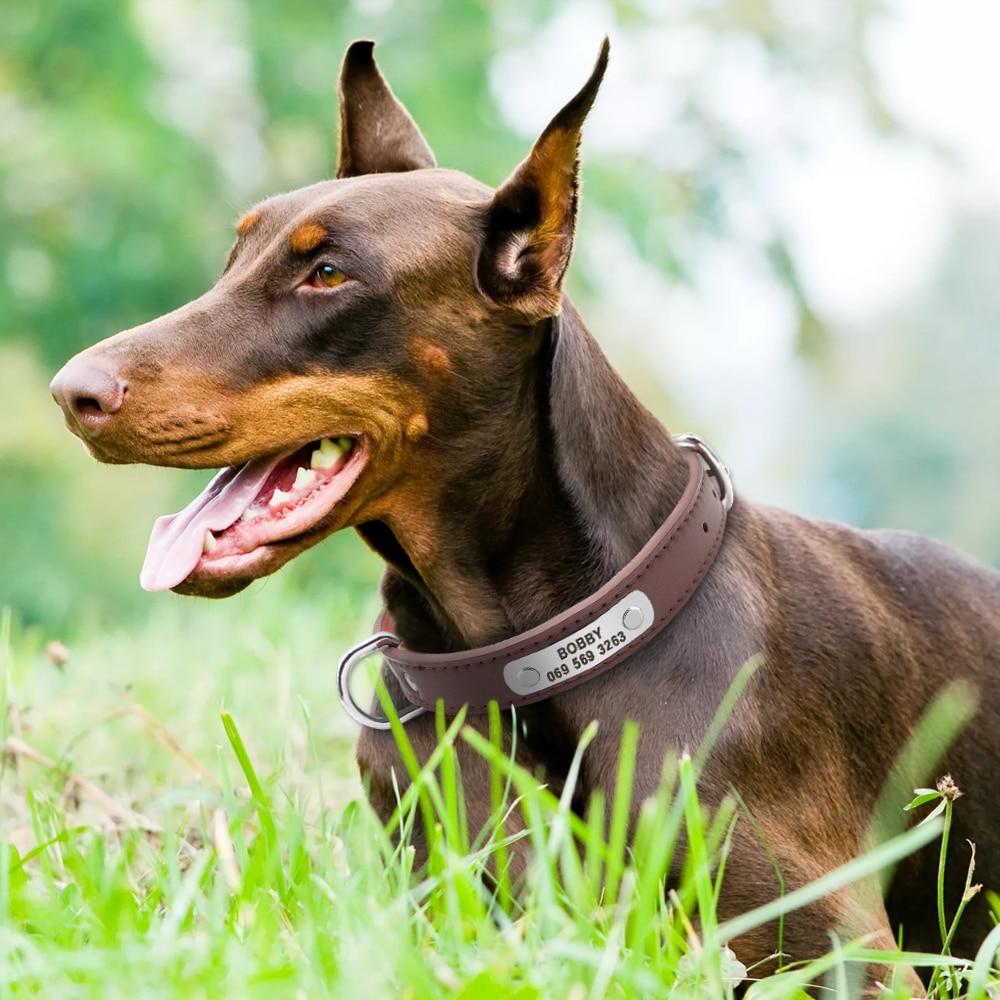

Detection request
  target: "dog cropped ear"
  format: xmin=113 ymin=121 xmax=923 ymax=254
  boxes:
xmin=336 ymin=40 xmax=436 ymax=178
xmin=477 ymin=38 xmax=609 ymax=318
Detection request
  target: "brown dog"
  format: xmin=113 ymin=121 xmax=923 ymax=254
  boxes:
xmin=50 ymin=39 xmax=999 ymax=991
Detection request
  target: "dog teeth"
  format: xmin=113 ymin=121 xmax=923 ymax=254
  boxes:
xmin=269 ymin=488 xmax=292 ymax=508
xmin=240 ymin=508 xmax=256 ymax=522
xmin=202 ymin=530 xmax=217 ymax=553
xmin=293 ymin=467 xmax=317 ymax=491
xmin=310 ymin=437 xmax=344 ymax=470
xmin=310 ymin=451 xmax=338 ymax=470
xmin=337 ymin=437 xmax=352 ymax=451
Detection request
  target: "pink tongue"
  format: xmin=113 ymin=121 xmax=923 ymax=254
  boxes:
xmin=140 ymin=455 xmax=284 ymax=592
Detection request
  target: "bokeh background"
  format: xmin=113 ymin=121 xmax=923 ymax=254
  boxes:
xmin=2 ymin=0 xmax=998 ymax=657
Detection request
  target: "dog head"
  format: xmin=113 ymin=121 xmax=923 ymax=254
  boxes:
xmin=50 ymin=39 xmax=609 ymax=597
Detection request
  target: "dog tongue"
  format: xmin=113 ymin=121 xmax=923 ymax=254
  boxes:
xmin=140 ymin=455 xmax=282 ymax=592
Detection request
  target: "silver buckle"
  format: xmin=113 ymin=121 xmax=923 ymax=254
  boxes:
xmin=336 ymin=631 xmax=428 ymax=730
xmin=673 ymin=433 xmax=735 ymax=511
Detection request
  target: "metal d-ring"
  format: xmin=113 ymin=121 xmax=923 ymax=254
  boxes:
xmin=336 ymin=631 xmax=427 ymax=730
xmin=673 ymin=433 xmax=735 ymax=511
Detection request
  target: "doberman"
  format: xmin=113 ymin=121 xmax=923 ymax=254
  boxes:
xmin=50 ymin=39 xmax=999 ymax=994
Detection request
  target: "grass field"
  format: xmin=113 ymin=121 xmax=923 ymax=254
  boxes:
xmin=2 ymin=579 xmax=999 ymax=999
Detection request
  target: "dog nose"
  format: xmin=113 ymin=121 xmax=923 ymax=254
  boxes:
xmin=50 ymin=360 xmax=127 ymax=433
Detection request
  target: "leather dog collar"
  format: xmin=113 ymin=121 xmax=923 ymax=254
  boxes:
xmin=337 ymin=434 xmax=733 ymax=729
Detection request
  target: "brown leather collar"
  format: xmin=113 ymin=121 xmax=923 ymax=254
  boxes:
xmin=337 ymin=435 xmax=733 ymax=728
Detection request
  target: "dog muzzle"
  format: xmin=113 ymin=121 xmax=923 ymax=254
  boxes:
xmin=337 ymin=434 xmax=733 ymax=729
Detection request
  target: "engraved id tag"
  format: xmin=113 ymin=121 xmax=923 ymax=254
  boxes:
xmin=502 ymin=590 xmax=655 ymax=697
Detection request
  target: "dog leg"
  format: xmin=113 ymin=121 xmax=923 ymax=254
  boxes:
xmin=716 ymin=830 xmax=924 ymax=997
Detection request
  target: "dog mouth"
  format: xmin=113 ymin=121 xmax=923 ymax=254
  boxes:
xmin=140 ymin=436 xmax=367 ymax=592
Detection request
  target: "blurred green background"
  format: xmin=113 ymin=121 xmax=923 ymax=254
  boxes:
xmin=3 ymin=0 xmax=999 ymax=641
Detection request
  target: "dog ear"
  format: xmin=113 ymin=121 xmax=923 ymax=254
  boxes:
xmin=336 ymin=40 xmax=436 ymax=178
xmin=477 ymin=38 xmax=609 ymax=318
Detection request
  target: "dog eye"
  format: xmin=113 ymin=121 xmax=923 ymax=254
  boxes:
xmin=310 ymin=264 xmax=348 ymax=289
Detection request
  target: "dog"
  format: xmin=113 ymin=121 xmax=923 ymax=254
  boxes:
xmin=50 ymin=39 xmax=999 ymax=993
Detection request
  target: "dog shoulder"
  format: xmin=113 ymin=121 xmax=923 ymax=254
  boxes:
xmin=747 ymin=502 xmax=999 ymax=664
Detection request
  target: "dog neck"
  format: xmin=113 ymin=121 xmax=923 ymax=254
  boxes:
xmin=358 ymin=299 xmax=691 ymax=652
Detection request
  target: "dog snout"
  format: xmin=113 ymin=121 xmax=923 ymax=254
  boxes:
xmin=50 ymin=359 xmax=128 ymax=435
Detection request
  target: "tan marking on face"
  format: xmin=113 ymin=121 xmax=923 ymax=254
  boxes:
xmin=290 ymin=221 xmax=327 ymax=255
xmin=236 ymin=209 xmax=261 ymax=235
xmin=99 ymin=364 xmax=425 ymax=495
xmin=180 ymin=370 xmax=419 ymax=466
xmin=412 ymin=337 xmax=453 ymax=379
xmin=406 ymin=412 xmax=429 ymax=441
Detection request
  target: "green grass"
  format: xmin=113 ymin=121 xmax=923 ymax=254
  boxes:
xmin=1 ymin=597 xmax=999 ymax=999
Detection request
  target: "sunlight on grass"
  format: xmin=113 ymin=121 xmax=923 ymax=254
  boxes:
xmin=1 ymin=609 xmax=998 ymax=998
